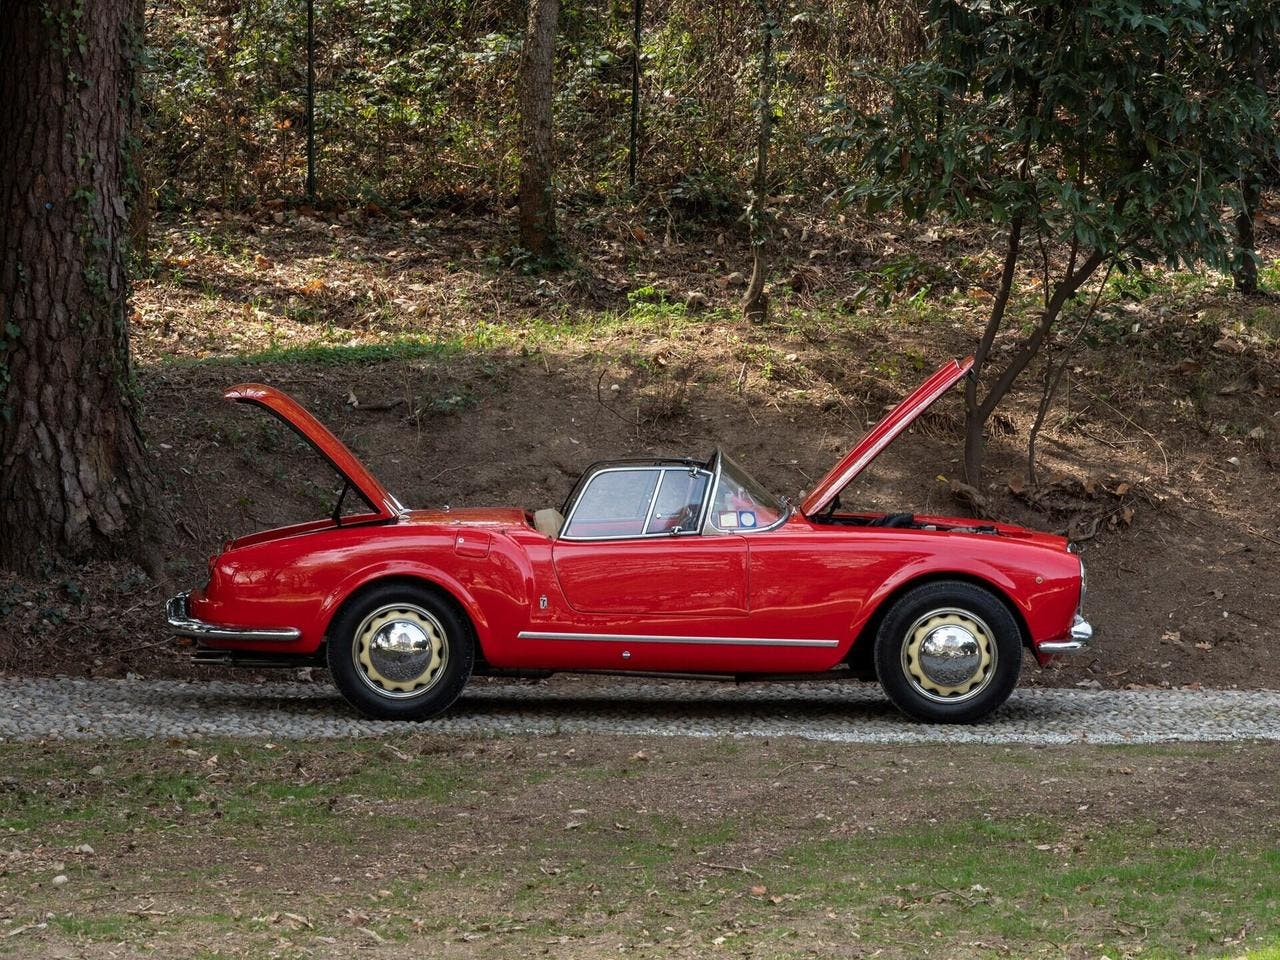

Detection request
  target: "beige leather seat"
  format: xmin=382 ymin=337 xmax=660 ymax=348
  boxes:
xmin=533 ymin=508 xmax=565 ymax=539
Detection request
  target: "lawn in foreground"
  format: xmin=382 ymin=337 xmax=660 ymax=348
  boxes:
xmin=1 ymin=735 xmax=1277 ymax=959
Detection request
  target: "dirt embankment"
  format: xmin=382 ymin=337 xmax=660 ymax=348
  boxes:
xmin=1 ymin=207 xmax=1277 ymax=690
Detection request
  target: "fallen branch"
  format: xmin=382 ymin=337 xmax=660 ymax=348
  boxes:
xmin=350 ymin=398 xmax=405 ymax=413
xmin=1245 ymin=525 xmax=1280 ymax=547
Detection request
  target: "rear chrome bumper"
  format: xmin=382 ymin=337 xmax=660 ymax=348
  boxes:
xmin=166 ymin=592 xmax=302 ymax=643
xmin=1038 ymin=615 xmax=1093 ymax=656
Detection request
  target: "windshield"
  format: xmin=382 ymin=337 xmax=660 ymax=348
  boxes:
xmin=704 ymin=452 xmax=786 ymax=533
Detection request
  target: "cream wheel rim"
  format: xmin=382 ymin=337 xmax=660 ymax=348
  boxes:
xmin=353 ymin=603 xmax=448 ymax=700
xmin=900 ymin=607 xmax=996 ymax=704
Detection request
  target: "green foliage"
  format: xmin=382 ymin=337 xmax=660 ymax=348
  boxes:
xmin=818 ymin=0 xmax=1280 ymax=482
xmin=667 ymin=172 xmax=741 ymax=221
xmin=506 ymin=243 xmax=576 ymax=275
xmin=821 ymin=0 xmax=1280 ymax=273
xmin=863 ymin=253 xmax=948 ymax=307
xmin=421 ymin=390 xmax=478 ymax=415
xmin=145 ymin=0 xmax=525 ymax=206
xmin=143 ymin=0 xmax=923 ymax=208
xmin=1260 ymin=258 xmax=1280 ymax=292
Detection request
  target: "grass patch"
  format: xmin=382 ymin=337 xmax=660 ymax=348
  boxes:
xmin=779 ymin=817 xmax=1280 ymax=957
xmin=3 ymin=738 xmax=1279 ymax=958
xmin=0 ymin=740 xmax=468 ymax=846
xmin=1242 ymin=301 xmax=1280 ymax=342
xmin=49 ymin=914 xmax=141 ymax=940
xmin=153 ymin=299 xmax=717 ymax=370
xmin=1258 ymin=258 xmax=1280 ymax=292
xmin=160 ymin=333 xmax=463 ymax=367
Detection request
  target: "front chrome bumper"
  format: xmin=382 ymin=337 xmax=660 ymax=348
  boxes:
xmin=1037 ymin=615 xmax=1094 ymax=656
xmin=166 ymin=592 xmax=302 ymax=643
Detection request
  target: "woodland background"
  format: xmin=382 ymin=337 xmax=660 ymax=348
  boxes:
xmin=1 ymin=0 xmax=1277 ymax=690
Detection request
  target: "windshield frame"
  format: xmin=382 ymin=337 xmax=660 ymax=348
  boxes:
xmin=700 ymin=450 xmax=790 ymax=535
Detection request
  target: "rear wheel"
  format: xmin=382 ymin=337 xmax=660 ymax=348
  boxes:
xmin=874 ymin=580 xmax=1021 ymax=723
xmin=326 ymin=583 xmax=473 ymax=720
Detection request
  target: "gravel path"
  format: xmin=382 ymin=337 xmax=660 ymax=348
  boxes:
xmin=1 ymin=676 xmax=1278 ymax=744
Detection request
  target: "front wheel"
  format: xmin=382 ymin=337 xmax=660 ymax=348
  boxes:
xmin=326 ymin=583 xmax=473 ymax=720
xmin=874 ymin=580 xmax=1022 ymax=724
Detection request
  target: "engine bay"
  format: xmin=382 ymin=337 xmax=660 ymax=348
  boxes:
xmin=810 ymin=511 xmax=999 ymax=535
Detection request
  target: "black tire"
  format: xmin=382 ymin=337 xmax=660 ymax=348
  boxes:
xmin=326 ymin=582 xmax=473 ymax=720
xmin=873 ymin=580 xmax=1022 ymax=724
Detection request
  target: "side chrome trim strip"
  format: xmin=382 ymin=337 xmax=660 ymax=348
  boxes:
xmin=517 ymin=630 xmax=839 ymax=648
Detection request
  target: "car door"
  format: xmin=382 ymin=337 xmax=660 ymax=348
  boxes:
xmin=550 ymin=465 xmax=748 ymax=617
xmin=553 ymin=536 xmax=748 ymax=616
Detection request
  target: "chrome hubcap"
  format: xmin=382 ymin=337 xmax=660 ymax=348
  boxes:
xmin=918 ymin=626 xmax=981 ymax=686
xmin=353 ymin=604 xmax=448 ymax=699
xmin=901 ymin=608 xmax=996 ymax=703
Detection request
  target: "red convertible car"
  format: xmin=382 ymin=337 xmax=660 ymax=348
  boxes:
xmin=166 ymin=357 xmax=1091 ymax=723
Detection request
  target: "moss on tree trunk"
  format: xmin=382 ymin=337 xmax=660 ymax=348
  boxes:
xmin=0 ymin=0 xmax=158 ymax=574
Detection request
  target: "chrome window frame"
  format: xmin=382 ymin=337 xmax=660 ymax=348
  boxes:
xmin=700 ymin=451 xmax=791 ymax=536
xmin=559 ymin=464 xmax=714 ymax=543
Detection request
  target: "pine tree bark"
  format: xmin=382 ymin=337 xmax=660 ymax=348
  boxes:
xmin=517 ymin=0 xmax=560 ymax=256
xmin=0 ymin=0 xmax=158 ymax=574
xmin=127 ymin=0 xmax=151 ymax=272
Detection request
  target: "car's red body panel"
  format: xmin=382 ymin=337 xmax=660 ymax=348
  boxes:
xmin=186 ymin=507 xmax=1080 ymax=671
xmin=552 ymin=535 xmax=750 ymax=616
xmin=179 ymin=360 xmax=1086 ymax=684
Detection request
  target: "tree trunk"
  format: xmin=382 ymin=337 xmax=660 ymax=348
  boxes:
xmin=0 ymin=0 xmax=158 ymax=575
xmin=742 ymin=0 xmax=775 ymax=323
xmin=517 ymin=0 xmax=560 ymax=257
xmin=962 ymin=219 xmax=1022 ymax=486
xmin=961 ymin=412 xmax=986 ymax=489
xmin=1232 ymin=23 xmax=1268 ymax=295
xmin=743 ymin=247 xmax=769 ymax=322
xmin=962 ymin=230 xmax=1106 ymax=487
xmin=1234 ymin=175 xmax=1260 ymax=294
xmin=127 ymin=0 xmax=151 ymax=272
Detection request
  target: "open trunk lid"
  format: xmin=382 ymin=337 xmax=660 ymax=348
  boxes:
xmin=224 ymin=383 xmax=401 ymax=523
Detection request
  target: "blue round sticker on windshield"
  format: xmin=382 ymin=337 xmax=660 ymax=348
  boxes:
xmin=738 ymin=511 xmax=757 ymax=528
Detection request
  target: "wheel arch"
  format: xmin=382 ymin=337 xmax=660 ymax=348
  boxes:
xmin=319 ymin=571 xmax=490 ymax=666
xmin=846 ymin=571 xmax=1033 ymax=666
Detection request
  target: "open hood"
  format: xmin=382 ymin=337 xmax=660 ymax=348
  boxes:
xmin=225 ymin=383 xmax=401 ymax=522
xmin=800 ymin=356 xmax=974 ymax=517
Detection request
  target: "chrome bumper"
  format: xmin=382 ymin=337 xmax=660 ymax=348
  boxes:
xmin=166 ymin=592 xmax=302 ymax=643
xmin=1037 ymin=615 xmax=1094 ymax=656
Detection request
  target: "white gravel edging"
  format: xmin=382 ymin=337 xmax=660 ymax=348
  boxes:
xmin=1 ymin=676 xmax=1277 ymax=745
